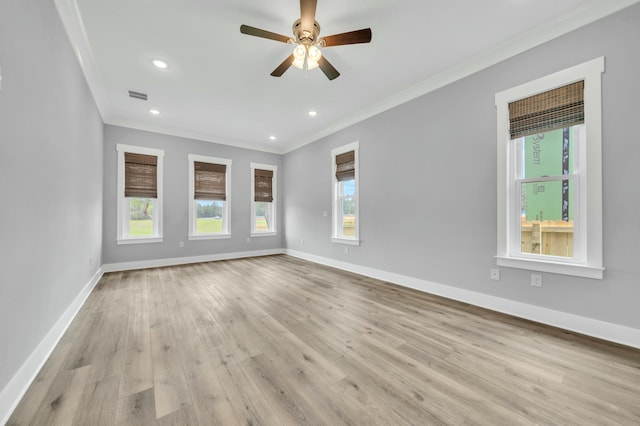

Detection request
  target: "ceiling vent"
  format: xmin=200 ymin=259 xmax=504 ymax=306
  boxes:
xmin=128 ymin=90 xmax=148 ymax=101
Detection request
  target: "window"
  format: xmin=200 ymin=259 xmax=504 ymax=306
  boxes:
xmin=495 ymin=57 xmax=604 ymax=278
xmin=332 ymin=142 xmax=360 ymax=245
xmin=188 ymin=154 xmax=231 ymax=240
xmin=116 ymin=144 xmax=164 ymax=244
xmin=250 ymin=163 xmax=277 ymax=236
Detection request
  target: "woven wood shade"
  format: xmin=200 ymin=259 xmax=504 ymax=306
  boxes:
xmin=509 ymin=80 xmax=584 ymax=139
xmin=124 ymin=152 xmax=157 ymax=198
xmin=254 ymin=169 xmax=273 ymax=203
xmin=335 ymin=151 xmax=355 ymax=181
xmin=194 ymin=161 xmax=226 ymax=200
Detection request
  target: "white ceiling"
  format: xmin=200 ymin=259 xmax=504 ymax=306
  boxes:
xmin=55 ymin=0 xmax=638 ymax=154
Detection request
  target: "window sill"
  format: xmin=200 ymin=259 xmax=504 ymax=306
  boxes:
xmin=250 ymin=232 xmax=277 ymax=237
xmin=331 ymin=237 xmax=360 ymax=246
xmin=188 ymin=233 xmax=231 ymax=241
xmin=496 ymin=256 xmax=603 ymax=279
xmin=117 ymin=236 xmax=163 ymax=245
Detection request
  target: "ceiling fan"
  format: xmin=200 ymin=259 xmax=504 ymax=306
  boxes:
xmin=240 ymin=0 xmax=372 ymax=80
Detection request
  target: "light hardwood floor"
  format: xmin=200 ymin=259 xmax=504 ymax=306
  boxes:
xmin=8 ymin=255 xmax=640 ymax=425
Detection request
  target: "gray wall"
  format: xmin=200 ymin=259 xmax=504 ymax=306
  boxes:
xmin=103 ymin=125 xmax=284 ymax=264
xmin=283 ymin=4 xmax=640 ymax=330
xmin=0 ymin=0 xmax=103 ymax=395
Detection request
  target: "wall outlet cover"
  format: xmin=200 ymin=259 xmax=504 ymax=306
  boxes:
xmin=531 ymin=274 xmax=543 ymax=287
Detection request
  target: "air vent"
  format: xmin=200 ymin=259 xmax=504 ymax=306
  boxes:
xmin=128 ymin=90 xmax=148 ymax=101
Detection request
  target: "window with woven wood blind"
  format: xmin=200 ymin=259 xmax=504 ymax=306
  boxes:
xmin=495 ymin=57 xmax=604 ymax=279
xmin=331 ymin=142 xmax=359 ymax=245
xmin=117 ymin=144 xmax=164 ymax=244
xmin=250 ymin=163 xmax=277 ymax=235
xmin=194 ymin=161 xmax=226 ymax=201
xmin=335 ymin=150 xmax=355 ymax=181
xmin=254 ymin=169 xmax=273 ymax=203
xmin=124 ymin=152 xmax=157 ymax=198
xmin=188 ymin=154 xmax=231 ymax=239
xmin=508 ymin=80 xmax=584 ymax=139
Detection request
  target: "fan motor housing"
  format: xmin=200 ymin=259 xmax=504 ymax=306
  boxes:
xmin=292 ymin=19 xmax=320 ymax=44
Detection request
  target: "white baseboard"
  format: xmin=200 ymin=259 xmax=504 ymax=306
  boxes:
xmin=102 ymin=248 xmax=286 ymax=272
xmin=286 ymin=249 xmax=640 ymax=349
xmin=3 ymin=248 xmax=637 ymax=424
xmin=0 ymin=267 xmax=104 ymax=426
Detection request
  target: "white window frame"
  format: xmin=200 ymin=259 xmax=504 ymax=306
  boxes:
xmin=495 ymin=57 xmax=604 ymax=279
xmin=250 ymin=162 xmax=277 ymax=237
xmin=188 ymin=154 xmax=232 ymax=240
xmin=331 ymin=141 xmax=360 ymax=246
xmin=116 ymin=144 xmax=164 ymax=245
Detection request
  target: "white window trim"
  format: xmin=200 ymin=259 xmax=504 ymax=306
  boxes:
xmin=495 ymin=57 xmax=604 ymax=279
xmin=250 ymin=162 xmax=277 ymax=237
xmin=116 ymin=144 xmax=164 ymax=244
xmin=331 ymin=141 xmax=360 ymax=246
xmin=188 ymin=154 xmax=232 ymax=240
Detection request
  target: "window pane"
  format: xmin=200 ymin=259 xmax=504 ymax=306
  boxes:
xmin=340 ymin=179 xmax=356 ymax=237
xmin=196 ymin=200 xmax=223 ymax=234
xmin=255 ymin=201 xmax=273 ymax=232
xmin=518 ymin=126 xmax=577 ymax=179
xmin=521 ymin=180 xmax=573 ymax=257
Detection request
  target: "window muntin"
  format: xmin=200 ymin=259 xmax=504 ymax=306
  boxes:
xmin=515 ymin=126 xmax=581 ymax=259
xmin=495 ymin=57 xmax=604 ymax=279
xmin=116 ymin=144 xmax=164 ymax=244
xmin=188 ymin=154 xmax=231 ymax=239
xmin=332 ymin=142 xmax=359 ymax=245
xmin=250 ymin=163 xmax=276 ymax=236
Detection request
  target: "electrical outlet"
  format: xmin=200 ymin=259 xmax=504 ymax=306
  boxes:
xmin=179 ymin=241 xmax=184 ymax=248
xmin=300 ymin=238 xmax=304 ymax=245
xmin=246 ymin=237 xmax=251 ymax=243
xmin=531 ymin=274 xmax=542 ymax=287
xmin=323 ymin=211 xmax=328 ymax=217
xmin=490 ymin=268 xmax=500 ymax=281
xmin=345 ymin=246 xmax=349 ymax=254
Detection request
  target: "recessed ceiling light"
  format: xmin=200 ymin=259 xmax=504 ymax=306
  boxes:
xmin=152 ymin=59 xmax=168 ymax=69
xmin=149 ymin=109 xmax=160 ymax=115
xmin=308 ymin=110 xmax=318 ymax=117
xmin=269 ymin=136 xmax=277 ymax=141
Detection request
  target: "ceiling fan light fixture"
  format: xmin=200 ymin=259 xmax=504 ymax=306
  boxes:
xmin=293 ymin=45 xmax=306 ymax=60
xmin=292 ymin=44 xmax=306 ymax=69
xmin=308 ymin=45 xmax=322 ymax=62
xmin=240 ymin=1 xmax=372 ymax=80
xmin=292 ymin=58 xmax=305 ymax=70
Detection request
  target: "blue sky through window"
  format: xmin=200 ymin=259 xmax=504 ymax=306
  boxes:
xmin=342 ymin=179 xmax=355 ymax=196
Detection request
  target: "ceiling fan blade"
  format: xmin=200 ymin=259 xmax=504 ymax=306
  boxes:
xmin=271 ymin=54 xmax=294 ymax=77
xmin=240 ymin=25 xmax=291 ymax=43
xmin=318 ymin=56 xmax=340 ymax=80
xmin=321 ymin=28 xmax=372 ymax=47
xmin=300 ymin=0 xmax=318 ymax=34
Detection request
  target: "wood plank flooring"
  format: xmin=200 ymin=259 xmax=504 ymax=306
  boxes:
xmin=8 ymin=255 xmax=640 ymax=425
